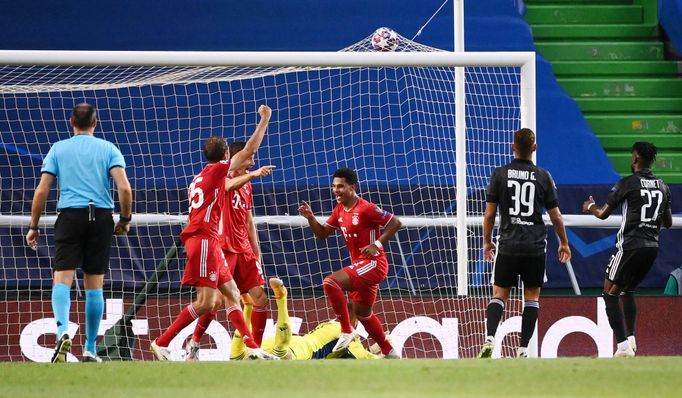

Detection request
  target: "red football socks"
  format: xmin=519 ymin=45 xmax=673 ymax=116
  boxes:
xmin=192 ymin=311 xmax=216 ymax=342
xmin=358 ymin=312 xmax=393 ymax=355
xmin=323 ymin=277 xmax=352 ymax=333
xmin=157 ymin=304 xmax=200 ymax=347
xmin=251 ymin=305 xmax=268 ymax=346
xmin=227 ymin=305 xmax=258 ymax=349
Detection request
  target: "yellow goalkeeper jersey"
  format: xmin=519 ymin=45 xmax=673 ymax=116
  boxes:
xmin=261 ymin=321 xmax=377 ymax=360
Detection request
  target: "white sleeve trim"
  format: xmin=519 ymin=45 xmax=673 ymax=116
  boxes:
xmin=381 ymin=213 xmax=394 ymax=227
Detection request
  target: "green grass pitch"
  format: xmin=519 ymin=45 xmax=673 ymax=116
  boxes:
xmin=1 ymin=357 xmax=681 ymax=398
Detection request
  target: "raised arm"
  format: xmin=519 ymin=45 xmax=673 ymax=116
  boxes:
xmin=225 ymin=165 xmax=276 ymax=192
xmin=547 ymin=207 xmax=571 ymax=263
xmin=298 ymin=200 xmax=335 ymax=240
xmin=230 ymin=105 xmax=271 ymax=173
xmin=25 ymin=173 xmax=56 ymax=250
xmin=582 ymin=195 xmax=614 ymax=220
xmin=482 ymin=202 xmax=497 ymax=261
xmin=110 ymin=167 xmax=133 ymax=235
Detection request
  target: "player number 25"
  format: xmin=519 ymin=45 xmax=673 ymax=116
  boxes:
xmin=507 ymin=180 xmax=535 ymax=217
xmin=188 ymin=176 xmax=205 ymax=212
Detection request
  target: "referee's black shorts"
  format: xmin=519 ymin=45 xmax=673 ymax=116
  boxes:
xmin=53 ymin=208 xmax=114 ymax=275
xmin=605 ymin=247 xmax=658 ymax=290
xmin=493 ymin=253 xmax=546 ymax=289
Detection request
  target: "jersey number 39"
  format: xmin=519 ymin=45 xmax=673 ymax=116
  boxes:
xmin=507 ymin=180 xmax=535 ymax=217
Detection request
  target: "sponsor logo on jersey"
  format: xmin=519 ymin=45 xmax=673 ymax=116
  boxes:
xmin=511 ymin=217 xmax=534 ymax=226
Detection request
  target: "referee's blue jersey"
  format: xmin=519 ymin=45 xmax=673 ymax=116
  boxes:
xmin=41 ymin=134 xmax=126 ymax=210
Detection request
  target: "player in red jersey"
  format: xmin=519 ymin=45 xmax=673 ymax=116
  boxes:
xmin=223 ymin=140 xmax=269 ymax=344
xmin=185 ymin=139 xmax=271 ymax=360
xmin=152 ymin=105 xmax=277 ymax=361
xmin=298 ymin=167 xmax=403 ymax=358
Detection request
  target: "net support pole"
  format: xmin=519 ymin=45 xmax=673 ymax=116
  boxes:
xmin=454 ymin=0 xmax=468 ymax=296
xmin=554 ymin=230 xmax=582 ymax=295
xmin=565 ymin=259 xmax=582 ymax=295
xmin=97 ymin=239 xmax=183 ymax=360
xmin=454 ymin=0 xmax=464 ymax=53
xmin=394 ymin=235 xmax=418 ymax=295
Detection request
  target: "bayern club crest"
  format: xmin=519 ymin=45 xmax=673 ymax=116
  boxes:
xmin=352 ymin=213 xmax=359 ymax=225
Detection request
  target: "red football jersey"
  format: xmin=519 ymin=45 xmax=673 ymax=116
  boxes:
xmin=325 ymin=197 xmax=393 ymax=262
xmin=180 ymin=160 xmax=230 ymax=242
xmin=221 ymin=179 xmax=253 ymax=253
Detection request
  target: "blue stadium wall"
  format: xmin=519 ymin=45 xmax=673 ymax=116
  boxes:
xmin=660 ymin=0 xmax=682 ymax=53
xmin=1 ymin=0 xmax=680 ymax=291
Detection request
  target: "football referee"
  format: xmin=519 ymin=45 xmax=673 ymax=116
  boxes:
xmin=25 ymin=103 xmax=132 ymax=363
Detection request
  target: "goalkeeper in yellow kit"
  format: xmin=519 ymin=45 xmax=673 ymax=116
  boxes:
xmin=228 ymin=278 xmax=378 ymax=360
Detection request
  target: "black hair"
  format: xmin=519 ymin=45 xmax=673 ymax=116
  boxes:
xmin=229 ymin=141 xmax=247 ymax=158
xmin=514 ymin=128 xmax=535 ymax=158
xmin=71 ymin=103 xmax=97 ymax=130
xmin=632 ymin=142 xmax=657 ymax=167
xmin=333 ymin=167 xmax=358 ymax=185
xmin=204 ymin=136 xmax=228 ymax=162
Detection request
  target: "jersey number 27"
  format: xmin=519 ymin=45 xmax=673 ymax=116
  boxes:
xmin=640 ymin=189 xmax=663 ymax=222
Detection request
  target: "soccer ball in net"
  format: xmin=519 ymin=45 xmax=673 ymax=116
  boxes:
xmin=371 ymin=27 xmax=400 ymax=52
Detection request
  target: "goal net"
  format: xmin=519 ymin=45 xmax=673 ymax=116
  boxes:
xmin=0 ymin=33 xmax=534 ymax=361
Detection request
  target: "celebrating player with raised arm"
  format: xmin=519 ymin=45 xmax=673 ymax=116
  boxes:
xmin=151 ymin=105 xmax=277 ymax=361
xmin=582 ymin=142 xmax=672 ymax=357
xmin=479 ymin=128 xmax=571 ymax=359
xmin=298 ymin=168 xmax=402 ymax=358
xmin=186 ymin=106 xmax=274 ymax=360
xmin=223 ymin=141 xmax=269 ymax=348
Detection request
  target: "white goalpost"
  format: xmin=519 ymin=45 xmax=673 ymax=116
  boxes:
xmin=0 ymin=36 xmax=537 ymax=360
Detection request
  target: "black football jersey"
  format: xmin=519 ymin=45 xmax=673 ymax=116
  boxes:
xmin=486 ymin=159 xmax=559 ymax=256
xmin=606 ymin=169 xmax=672 ymax=250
